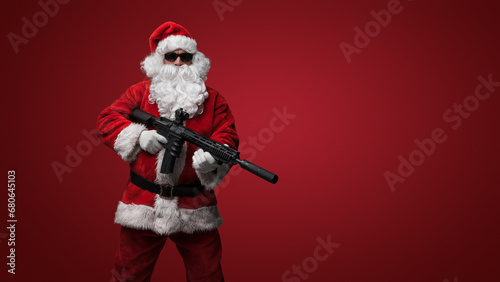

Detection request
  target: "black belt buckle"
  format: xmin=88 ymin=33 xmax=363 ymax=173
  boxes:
xmin=159 ymin=184 xmax=175 ymax=199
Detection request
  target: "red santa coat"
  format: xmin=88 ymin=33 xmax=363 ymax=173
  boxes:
xmin=97 ymin=80 xmax=239 ymax=235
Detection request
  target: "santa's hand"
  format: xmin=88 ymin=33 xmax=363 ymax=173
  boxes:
xmin=138 ymin=130 xmax=167 ymax=154
xmin=192 ymin=149 xmax=219 ymax=173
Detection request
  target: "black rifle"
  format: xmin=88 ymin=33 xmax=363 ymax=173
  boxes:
xmin=130 ymin=108 xmax=279 ymax=184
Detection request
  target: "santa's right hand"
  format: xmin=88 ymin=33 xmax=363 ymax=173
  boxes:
xmin=139 ymin=130 xmax=167 ymax=154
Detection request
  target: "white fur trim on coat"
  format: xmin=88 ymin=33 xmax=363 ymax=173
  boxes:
xmin=114 ymin=139 xmax=226 ymax=235
xmin=156 ymin=35 xmax=197 ymax=54
xmin=114 ymin=199 xmax=223 ymax=235
xmin=114 ymin=123 xmax=146 ymax=163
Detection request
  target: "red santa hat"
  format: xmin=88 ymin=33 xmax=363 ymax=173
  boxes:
xmin=149 ymin=21 xmax=198 ymax=54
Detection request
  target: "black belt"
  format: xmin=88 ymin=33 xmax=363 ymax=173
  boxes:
xmin=130 ymin=171 xmax=204 ymax=199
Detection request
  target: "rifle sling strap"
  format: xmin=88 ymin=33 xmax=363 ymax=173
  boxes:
xmin=130 ymin=171 xmax=204 ymax=199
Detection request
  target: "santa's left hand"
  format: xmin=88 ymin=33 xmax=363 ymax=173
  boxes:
xmin=192 ymin=149 xmax=219 ymax=173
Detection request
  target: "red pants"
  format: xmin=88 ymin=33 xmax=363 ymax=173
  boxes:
xmin=111 ymin=226 xmax=224 ymax=282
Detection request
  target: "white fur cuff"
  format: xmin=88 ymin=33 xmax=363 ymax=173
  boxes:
xmin=114 ymin=122 xmax=146 ymax=163
xmin=195 ymin=163 xmax=230 ymax=190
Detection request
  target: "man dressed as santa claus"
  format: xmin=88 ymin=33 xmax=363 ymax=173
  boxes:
xmin=97 ymin=21 xmax=238 ymax=281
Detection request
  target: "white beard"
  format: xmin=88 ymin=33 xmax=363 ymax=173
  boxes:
xmin=141 ymin=52 xmax=210 ymax=119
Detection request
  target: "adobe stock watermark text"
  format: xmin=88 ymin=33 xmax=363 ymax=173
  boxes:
xmin=7 ymin=0 xmax=71 ymax=54
xmin=282 ymin=235 xmax=341 ymax=282
xmin=339 ymin=0 xmax=412 ymax=63
xmin=384 ymin=73 xmax=499 ymax=192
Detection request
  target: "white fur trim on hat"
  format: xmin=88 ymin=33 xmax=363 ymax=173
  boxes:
xmin=114 ymin=122 xmax=147 ymax=163
xmin=156 ymin=35 xmax=197 ymax=54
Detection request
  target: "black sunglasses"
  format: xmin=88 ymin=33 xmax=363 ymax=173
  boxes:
xmin=164 ymin=52 xmax=194 ymax=62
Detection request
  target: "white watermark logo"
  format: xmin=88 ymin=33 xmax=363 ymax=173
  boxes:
xmin=7 ymin=0 xmax=71 ymax=54
xmin=213 ymin=0 xmax=243 ymax=21
xmin=51 ymin=128 xmax=101 ymax=183
xmin=282 ymin=235 xmax=340 ymax=282
xmin=384 ymin=73 xmax=499 ymax=192
xmin=339 ymin=0 xmax=405 ymax=63
xmin=216 ymin=105 xmax=296 ymax=192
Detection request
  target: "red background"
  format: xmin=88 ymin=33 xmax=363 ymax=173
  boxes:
xmin=1 ymin=0 xmax=499 ymax=281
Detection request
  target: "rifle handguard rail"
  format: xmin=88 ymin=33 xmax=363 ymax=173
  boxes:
xmin=130 ymin=108 xmax=279 ymax=184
